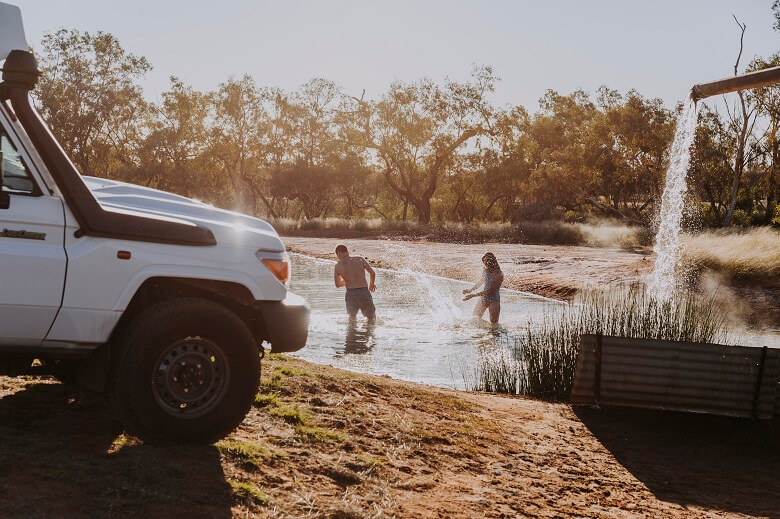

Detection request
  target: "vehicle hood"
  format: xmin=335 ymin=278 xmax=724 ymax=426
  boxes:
xmin=83 ymin=176 xmax=285 ymax=251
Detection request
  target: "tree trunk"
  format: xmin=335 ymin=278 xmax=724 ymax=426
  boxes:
xmin=767 ymin=126 xmax=779 ymax=222
xmin=415 ymin=198 xmax=431 ymax=224
xmin=723 ymin=20 xmax=750 ymax=227
xmin=723 ymin=91 xmax=751 ymax=226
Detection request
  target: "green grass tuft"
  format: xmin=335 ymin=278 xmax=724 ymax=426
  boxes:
xmin=269 ymin=405 xmax=309 ymax=425
xmin=217 ymin=440 xmax=269 ymax=468
xmin=228 ymin=479 xmax=269 ymax=506
xmin=296 ymin=425 xmax=344 ymax=443
xmin=254 ymin=392 xmax=280 ymax=408
xmin=276 ymin=366 xmax=313 ymax=377
xmin=261 ymin=371 xmax=284 ymax=388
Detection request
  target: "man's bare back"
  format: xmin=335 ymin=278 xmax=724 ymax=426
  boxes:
xmin=334 ymin=245 xmax=377 ymax=320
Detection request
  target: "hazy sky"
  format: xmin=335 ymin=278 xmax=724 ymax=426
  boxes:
xmin=11 ymin=1 xmax=780 ymax=110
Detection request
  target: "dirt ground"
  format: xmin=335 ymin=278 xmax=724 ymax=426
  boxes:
xmin=0 ymin=354 xmax=777 ymax=518
xmin=284 ymin=237 xmax=653 ymax=300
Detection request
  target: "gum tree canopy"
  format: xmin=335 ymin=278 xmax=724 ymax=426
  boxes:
xmin=343 ymin=66 xmax=497 ymax=223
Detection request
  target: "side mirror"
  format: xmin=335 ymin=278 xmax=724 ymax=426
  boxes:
xmin=0 ymin=151 xmax=9 ymax=209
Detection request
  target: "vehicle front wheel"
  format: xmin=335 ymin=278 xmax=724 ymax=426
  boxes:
xmin=110 ymin=297 xmax=261 ymax=444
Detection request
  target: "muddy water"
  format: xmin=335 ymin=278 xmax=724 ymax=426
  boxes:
xmin=288 ymin=254 xmax=780 ymax=389
xmin=288 ymin=254 xmax=559 ymax=389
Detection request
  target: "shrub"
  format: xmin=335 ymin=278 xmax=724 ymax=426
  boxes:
xmin=730 ymin=209 xmax=750 ymax=227
xmin=751 ymin=209 xmax=768 ymax=226
xmin=514 ymin=221 xmax=584 ymax=245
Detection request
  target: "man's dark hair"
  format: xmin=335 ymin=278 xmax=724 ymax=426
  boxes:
xmin=335 ymin=244 xmax=348 ymax=254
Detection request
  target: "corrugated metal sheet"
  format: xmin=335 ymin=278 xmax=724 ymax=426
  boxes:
xmin=571 ymin=335 xmax=780 ymax=419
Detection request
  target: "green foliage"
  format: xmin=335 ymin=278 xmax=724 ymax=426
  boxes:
xmin=269 ymin=405 xmax=309 ymax=425
xmin=228 ymin=480 xmax=269 ymax=506
xmin=253 ymin=392 xmax=280 ymax=408
xmin=730 ymin=209 xmax=751 ymax=227
xmin=34 ymin=30 xmax=780 ymax=230
xmin=36 ymin=29 xmax=151 ymax=178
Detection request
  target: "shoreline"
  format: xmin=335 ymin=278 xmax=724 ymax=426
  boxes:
xmin=284 ymin=236 xmax=653 ymax=301
xmin=284 ymin=235 xmax=780 ymax=327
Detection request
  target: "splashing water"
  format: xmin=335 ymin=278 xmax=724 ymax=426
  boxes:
xmin=647 ymin=96 xmax=699 ymax=301
xmin=379 ymin=242 xmax=464 ymax=324
xmin=290 ymin=254 xmax=557 ymax=388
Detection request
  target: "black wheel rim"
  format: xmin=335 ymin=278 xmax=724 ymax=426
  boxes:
xmin=151 ymin=337 xmax=231 ymax=418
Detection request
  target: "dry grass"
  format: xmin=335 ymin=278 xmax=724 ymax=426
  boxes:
xmin=273 ymin=217 xmax=649 ymax=247
xmin=683 ymin=227 xmax=780 ymax=282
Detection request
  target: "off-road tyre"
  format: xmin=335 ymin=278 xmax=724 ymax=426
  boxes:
xmin=109 ymin=297 xmax=260 ymax=444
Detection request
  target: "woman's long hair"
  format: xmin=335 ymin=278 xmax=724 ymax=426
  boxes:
xmin=482 ymin=252 xmax=500 ymax=272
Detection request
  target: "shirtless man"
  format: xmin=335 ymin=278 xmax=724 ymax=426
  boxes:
xmin=334 ymin=244 xmax=377 ymax=321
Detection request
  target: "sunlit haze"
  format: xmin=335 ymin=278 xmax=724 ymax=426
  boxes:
xmin=14 ymin=0 xmax=780 ymax=109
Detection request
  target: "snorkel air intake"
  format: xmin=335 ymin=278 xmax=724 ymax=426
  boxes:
xmin=0 ymin=49 xmax=216 ymax=246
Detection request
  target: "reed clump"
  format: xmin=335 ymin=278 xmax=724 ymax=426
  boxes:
xmin=467 ymin=286 xmax=730 ymax=400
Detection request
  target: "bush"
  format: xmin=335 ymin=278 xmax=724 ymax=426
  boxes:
xmin=274 ymin=217 xmax=660 ymax=248
xmin=751 ymin=209 xmax=768 ymax=226
xmin=695 ymin=202 xmax=721 ymax=228
xmin=514 ymin=221 xmax=583 ymax=245
xmin=730 ymin=209 xmax=750 ymax=227
xmin=512 ymin=202 xmax=562 ymax=222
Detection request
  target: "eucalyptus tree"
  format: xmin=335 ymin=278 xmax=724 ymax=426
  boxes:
xmin=344 ymin=66 xmax=497 ymax=223
xmin=134 ymin=78 xmax=218 ymax=200
xmin=585 ymin=87 xmax=673 ymax=221
xmin=747 ymin=54 xmax=780 ymax=223
xmin=35 ymin=29 xmax=151 ymax=178
xmin=209 ymin=75 xmax=277 ymax=217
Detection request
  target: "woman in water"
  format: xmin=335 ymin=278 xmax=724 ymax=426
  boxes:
xmin=463 ymin=252 xmax=504 ymax=324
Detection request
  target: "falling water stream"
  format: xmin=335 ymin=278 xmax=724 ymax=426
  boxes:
xmin=647 ymin=96 xmax=700 ymax=300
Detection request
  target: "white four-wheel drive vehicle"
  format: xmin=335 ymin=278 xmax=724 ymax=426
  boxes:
xmin=0 ymin=3 xmax=310 ymax=443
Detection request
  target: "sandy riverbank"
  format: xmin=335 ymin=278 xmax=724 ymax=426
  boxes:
xmin=0 ymin=354 xmax=776 ymax=517
xmin=284 ymin=236 xmax=653 ymax=300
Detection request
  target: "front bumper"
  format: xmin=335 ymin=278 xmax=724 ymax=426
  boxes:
xmin=257 ymin=292 xmax=310 ymax=353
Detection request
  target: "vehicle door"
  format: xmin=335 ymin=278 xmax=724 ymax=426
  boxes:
xmin=0 ymin=124 xmax=67 ymax=346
